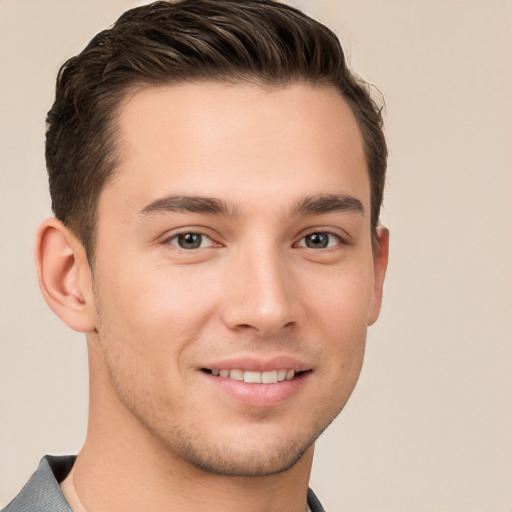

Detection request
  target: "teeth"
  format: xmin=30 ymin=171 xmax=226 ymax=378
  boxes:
xmin=262 ymin=370 xmax=278 ymax=384
xmin=244 ymin=371 xmax=261 ymax=383
xmin=211 ymin=368 xmax=297 ymax=383
xmin=229 ymin=369 xmax=244 ymax=381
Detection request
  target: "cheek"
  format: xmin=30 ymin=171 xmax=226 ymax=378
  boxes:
xmin=306 ymin=261 xmax=375 ymax=331
xmin=93 ymin=261 xmax=220 ymax=359
xmin=91 ymin=266 xmax=215 ymax=413
xmin=303 ymin=262 xmax=373 ymax=381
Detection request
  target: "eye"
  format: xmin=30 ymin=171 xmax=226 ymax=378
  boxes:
xmin=297 ymin=231 xmax=342 ymax=249
xmin=167 ymin=232 xmax=215 ymax=250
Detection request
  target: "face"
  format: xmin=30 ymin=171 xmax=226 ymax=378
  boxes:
xmin=87 ymin=82 xmax=387 ymax=476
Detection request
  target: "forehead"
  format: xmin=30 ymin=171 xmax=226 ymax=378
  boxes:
xmin=102 ymin=81 xmax=369 ymax=219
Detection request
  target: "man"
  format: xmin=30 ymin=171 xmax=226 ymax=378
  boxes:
xmin=4 ymin=0 xmax=388 ymax=510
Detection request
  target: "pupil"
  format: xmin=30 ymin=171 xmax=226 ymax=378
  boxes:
xmin=307 ymin=233 xmax=328 ymax=248
xmin=179 ymin=233 xmax=201 ymax=249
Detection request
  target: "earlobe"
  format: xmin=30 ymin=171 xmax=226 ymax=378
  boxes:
xmin=35 ymin=217 xmax=96 ymax=333
xmin=367 ymin=226 xmax=389 ymax=326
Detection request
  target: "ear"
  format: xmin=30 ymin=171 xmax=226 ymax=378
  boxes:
xmin=367 ymin=226 xmax=389 ymax=326
xmin=35 ymin=217 xmax=96 ymax=332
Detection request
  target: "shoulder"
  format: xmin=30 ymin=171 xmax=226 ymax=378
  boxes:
xmin=307 ymin=487 xmax=326 ymax=512
xmin=2 ymin=456 xmax=75 ymax=512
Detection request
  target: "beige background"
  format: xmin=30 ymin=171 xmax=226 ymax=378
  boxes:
xmin=1 ymin=0 xmax=511 ymax=510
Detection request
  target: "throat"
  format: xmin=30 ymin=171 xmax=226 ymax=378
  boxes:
xmin=60 ymin=466 xmax=89 ymax=512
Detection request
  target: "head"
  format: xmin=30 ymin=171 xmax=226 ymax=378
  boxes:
xmin=37 ymin=0 xmax=389 ymax=483
xmin=46 ymin=0 xmax=386 ymax=260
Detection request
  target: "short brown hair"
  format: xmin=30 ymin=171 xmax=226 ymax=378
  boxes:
xmin=46 ymin=0 xmax=386 ymax=256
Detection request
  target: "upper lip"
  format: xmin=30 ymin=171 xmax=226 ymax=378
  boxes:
xmin=199 ymin=355 xmax=312 ymax=372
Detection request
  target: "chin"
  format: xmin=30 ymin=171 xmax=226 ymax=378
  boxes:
xmin=165 ymin=412 xmax=338 ymax=477
xmin=177 ymin=437 xmax=313 ymax=477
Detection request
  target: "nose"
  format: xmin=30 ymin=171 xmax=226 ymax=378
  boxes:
xmin=220 ymin=248 xmax=300 ymax=336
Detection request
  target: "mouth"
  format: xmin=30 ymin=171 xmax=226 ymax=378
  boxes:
xmin=201 ymin=368 xmax=309 ymax=384
xmin=200 ymin=359 xmax=312 ymax=406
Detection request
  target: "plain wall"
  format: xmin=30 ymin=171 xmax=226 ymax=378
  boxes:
xmin=1 ymin=1 xmax=511 ymax=510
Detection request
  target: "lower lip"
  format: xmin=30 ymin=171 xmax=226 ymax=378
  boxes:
xmin=201 ymin=371 xmax=310 ymax=408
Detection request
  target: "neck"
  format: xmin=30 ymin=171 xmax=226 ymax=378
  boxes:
xmin=74 ymin=340 xmax=314 ymax=512
xmin=74 ymin=421 xmax=313 ymax=512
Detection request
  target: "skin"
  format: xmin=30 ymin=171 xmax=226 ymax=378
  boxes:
xmin=36 ymin=82 xmax=388 ymax=511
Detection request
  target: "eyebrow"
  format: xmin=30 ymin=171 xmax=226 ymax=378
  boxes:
xmin=139 ymin=192 xmax=364 ymax=219
xmin=291 ymin=193 xmax=365 ymax=217
xmin=139 ymin=194 xmax=240 ymax=217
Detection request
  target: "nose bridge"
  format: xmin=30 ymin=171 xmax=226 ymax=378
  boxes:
xmin=222 ymin=240 xmax=297 ymax=335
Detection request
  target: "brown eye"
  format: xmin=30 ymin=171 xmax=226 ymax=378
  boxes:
xmin=178 ymin=233 xmax=202 ymax=249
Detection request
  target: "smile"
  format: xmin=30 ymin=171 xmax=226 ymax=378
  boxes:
xmin=203 ymin=368 xmax=302 ymax=383
xmin=201 ymin=363 xmax=312 ymax=407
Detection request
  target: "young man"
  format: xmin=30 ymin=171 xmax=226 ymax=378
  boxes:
xmin=4 ymin=1 xmax=388 ymax=510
